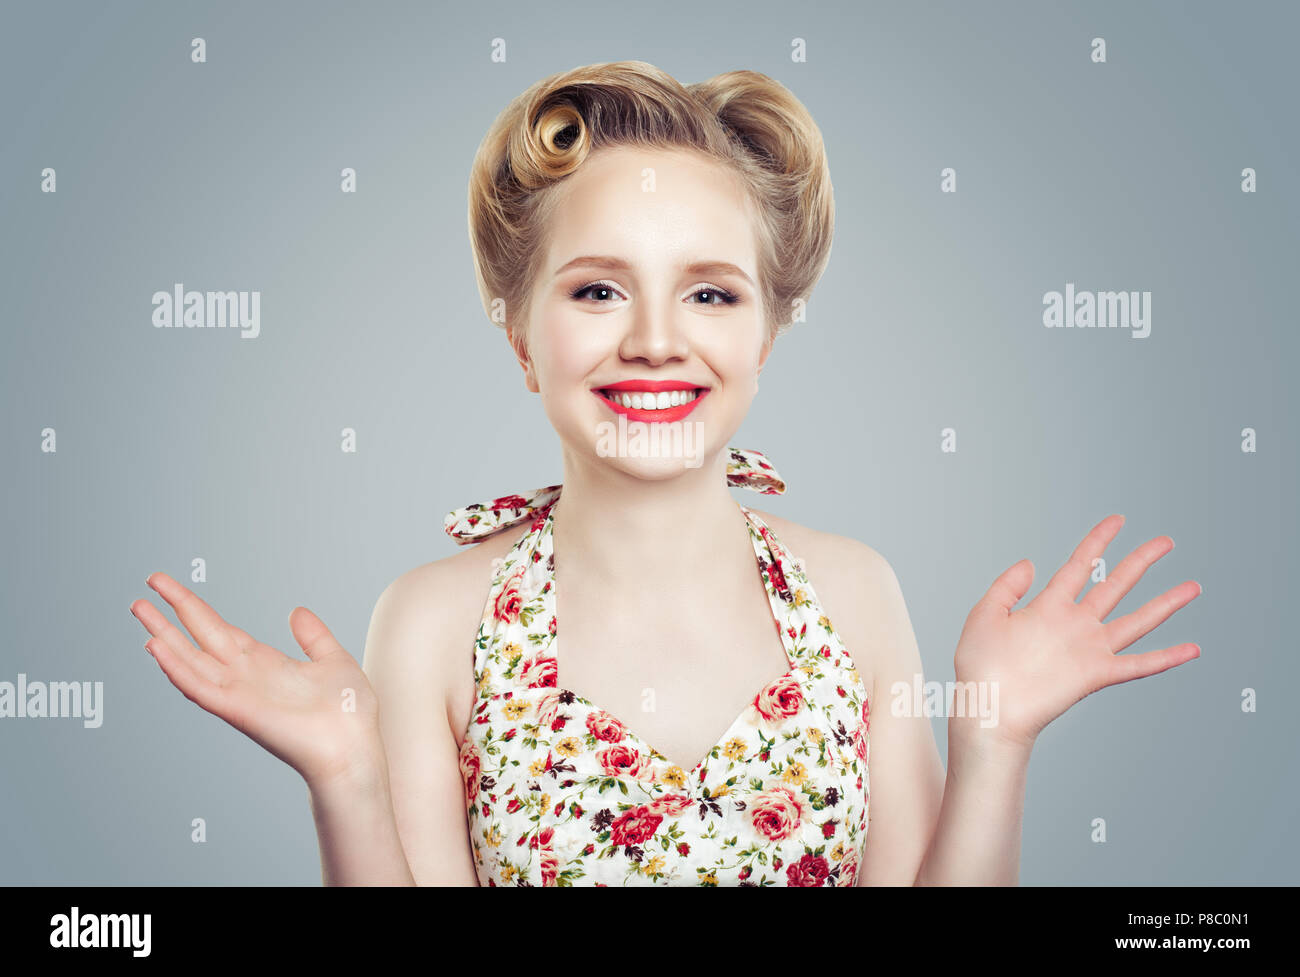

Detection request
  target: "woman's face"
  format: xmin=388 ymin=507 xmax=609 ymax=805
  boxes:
xmin=516 ymin=144 xmax=771 ymax=483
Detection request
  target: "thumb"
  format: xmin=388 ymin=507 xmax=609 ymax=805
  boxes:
xmin=978 ymin=558 xmax=1035 ymax=616
xmin=288 ymin=606 xmax=344 ymax=662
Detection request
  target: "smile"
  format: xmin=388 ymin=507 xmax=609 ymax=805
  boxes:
xmin=593 ymin=381 xmax=709 ymax=422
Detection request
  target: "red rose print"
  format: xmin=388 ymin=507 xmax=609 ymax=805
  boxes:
xmin=490 ymin=494 xmax=528 ymax=511
xmin=519 ymin=654 xmax=557 ymax=689
xmin=646 ymin=793 xmax=694 ymax=816
xmin=492 ymin=565 xmax=527 ymax=624
xmin=754 ymin=673 xmax=804 ymax=723
xmin=610 ymin=806 xmax=663 ymax=846
xmin=457 ymin=738 xmax=481 ymax=807
xmin=838 ymin=845 xmax=860 ymax=887
xmin=853 ymin=722 xmax=869 ymax=764
xmin=586 ymin=710 xmax=628 ymax=743
xmin=786 ymin=854 xmax=829 ymax=886
xmin=749 ymin=784 xmax=809 ymax=842
xmin=597 ymin=744 xmax=655 ymax=781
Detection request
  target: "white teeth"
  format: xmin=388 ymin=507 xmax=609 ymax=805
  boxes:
xmin=602 ymin=388 xmax=699 ymax=408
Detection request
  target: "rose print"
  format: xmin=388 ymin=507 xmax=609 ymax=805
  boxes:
xmin=586 ymin=710 xmax=628 ymax=743
xmin=754 ymin=673 xmax=804 ymax=723
xmin=597 ymin=743 xmax=655 ymax=782
xmin=749 ymin=784 xmax=810 ymax=842
xmin=610 ymin=806 xmax=664 ymax=846
xmin=492 ymin=565 xmax=527 ymax=624
xmin=458 ymin=737 xmax=481 ymax=808
xmin=786 ymin=853 xmax=830 ymax=886
xmin=519 ymin=654 xmax=557 ymax=690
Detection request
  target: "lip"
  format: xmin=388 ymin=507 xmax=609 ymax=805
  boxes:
xmin=593 ymin=380 xmax=709 ymax=422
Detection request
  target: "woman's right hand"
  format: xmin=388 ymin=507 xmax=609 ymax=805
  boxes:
xmin=130 ymin=572 xmax=384 ymax=791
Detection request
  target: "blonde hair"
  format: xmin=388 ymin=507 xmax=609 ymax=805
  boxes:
xmin=467 ymin=60 xmax=834 ymax=354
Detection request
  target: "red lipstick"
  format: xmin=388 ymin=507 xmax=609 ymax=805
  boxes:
xmin=593 ymin=380 xmax=709 ymax=422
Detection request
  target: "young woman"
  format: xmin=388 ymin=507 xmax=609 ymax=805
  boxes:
xmin=128 ymin=61 xmax=1201 ymax=886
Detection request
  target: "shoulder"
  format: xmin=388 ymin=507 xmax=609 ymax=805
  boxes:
xmin=361 ymin=525 xmax=528 ymax=705
xmin=744 ymin=507 xmax=907 ymax=692
xmin=744 ymin=506 xmax=897 ymax=591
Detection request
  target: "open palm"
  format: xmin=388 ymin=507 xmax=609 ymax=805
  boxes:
xmin=130 ymin=572 xmax=381 ymax=788
xmin=953 ymin=514 xmax=1202 ymax=750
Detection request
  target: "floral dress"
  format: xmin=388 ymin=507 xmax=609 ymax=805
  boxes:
xmin=445 ymin=447 xmax=871 ymax=886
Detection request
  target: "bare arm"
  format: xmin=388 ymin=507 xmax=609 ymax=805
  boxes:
xmin=837 ymin=548 xmax=947 ymax=886
xmin=362 ymin=562 xmax=481 ymax=886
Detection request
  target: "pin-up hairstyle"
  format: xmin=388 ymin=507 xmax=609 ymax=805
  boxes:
xmin=467 ymin=60 xmax=834 ymax=354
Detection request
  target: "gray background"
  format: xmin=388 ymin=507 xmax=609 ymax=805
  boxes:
xmin=1 ymin=0 xmax=1295 ymax=884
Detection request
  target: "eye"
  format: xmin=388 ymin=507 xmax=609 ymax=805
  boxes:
xmin=687 ymin=285 xmax=740 ymax=306
xmin=568 ymin=280 xmax=624 ymax=303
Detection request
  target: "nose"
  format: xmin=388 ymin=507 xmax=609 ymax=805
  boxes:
xmin=617 ymin=298 xmax=690 ymax=366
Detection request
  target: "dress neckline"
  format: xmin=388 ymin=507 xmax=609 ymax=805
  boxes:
xmin=506 ymin=497 xmax=812 ymax=781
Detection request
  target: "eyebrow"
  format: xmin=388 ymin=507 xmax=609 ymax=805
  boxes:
xmin=552 ymin=254 xmax=755 ymax=288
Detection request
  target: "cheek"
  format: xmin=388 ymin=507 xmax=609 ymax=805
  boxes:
xmin=530 ymin=319 xmax=608 ymax=401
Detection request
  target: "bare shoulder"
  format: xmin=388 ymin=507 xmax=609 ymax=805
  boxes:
xmin=361 ymin=526 xmax=527 ymax=736
xmin=745 ymin=507 xmax=905 ymax=695
xmin=745 ymin=506 xmax=896 ymax=590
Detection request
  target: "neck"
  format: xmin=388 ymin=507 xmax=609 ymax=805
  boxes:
xmin=549 ymin=446 xmax=747 ymax=580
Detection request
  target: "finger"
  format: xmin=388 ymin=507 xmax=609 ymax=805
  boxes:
xmin=146 ymin=572 xmax=245 ymax=664
xmin=288 ymin=606 xmax=346 ymax=663
xmin=1100 ymin=642 xmax=1200 ymax=688
xmin=1039 ymin=514 xmax=1125 ymax=604
xmin=145 ymin=635 xmax=229 ymax=716
xmin=130 ymin=598 xmax=224 ymax=684
xmin=1103 ymin=580 xmax=1202 ymax=652
xmin=1078 ymin=535 xmax=1175 ymax=619
xmin=977 ymin=558 xmax=1036 ymax=615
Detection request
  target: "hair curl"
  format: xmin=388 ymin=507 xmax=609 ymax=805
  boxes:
xmin=467 ymin=60 xmax=834 ymax=354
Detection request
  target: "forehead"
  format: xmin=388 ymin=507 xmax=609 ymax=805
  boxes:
xmin=545 ymin=145 xmax=758 ymax=270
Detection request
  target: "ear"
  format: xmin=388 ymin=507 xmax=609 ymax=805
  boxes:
xmin=507 ymin=327 xmax=539 ymax=393
xmin=756 ymin=331 xmax=774 ymax=379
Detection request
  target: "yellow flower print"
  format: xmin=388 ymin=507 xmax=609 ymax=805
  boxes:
xmin=661 ymin=766 xmax=688 ymax=789
xmin=501 ymin=863 xmax=516 ymax=882
xmin=502 ymin=642 xmax=523 ymax=665
xmin=832 ymin=841 xmax=845 ymax=860
xmin=642 ymin=855 xmax=665 ymax=876
xmin=793 ymin=587 xmax=809 ymax=607
xmin=818 ymin=614 xmax=832 ymax=630
xmin=528 ymin=757 xmax=549 ymax=777
xmin=700 ymin=872 xmax=719 ymax=886
xmin=485 ymin=825 xmax=502 ymax=848
xmin=711 ymin=782 xmax=731 ymax=797
xmin=723 ymin=737 xmax=748 ymax=759
xmin=555 ymin=737 xmax=583 ymax=757
xmin=539 ymin=793 xmax=550 ymax=812
xmin=807 ymin=727 xmax=824 ymax=744
xmin=800 ymin=663 xmax=816 ymax=678
xmin=477 ymin=667 xmax=492 ymax=694
xmin=782 ymin=762 xmax=808 ymax=785
xmin=503 ymin=699 xmax=529 ymax=720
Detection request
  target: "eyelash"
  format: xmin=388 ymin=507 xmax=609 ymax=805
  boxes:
xmin=568 ymin=280 xmax=740 ymax=306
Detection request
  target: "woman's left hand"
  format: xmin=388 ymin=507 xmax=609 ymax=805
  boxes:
xmin=951 ymin=514 xmax=1201 ymax=752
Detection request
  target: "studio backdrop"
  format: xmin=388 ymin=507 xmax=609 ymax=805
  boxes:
xmin=1 ymin=0 xmax=1295 ymax=884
